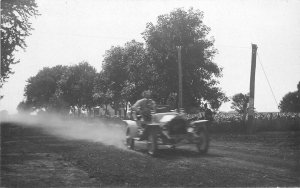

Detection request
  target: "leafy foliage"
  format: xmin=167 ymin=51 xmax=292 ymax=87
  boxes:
xmin=19 ymin=8 xmax=228 ymax=114
xmin=231 ymin=93 xmax=249 ymax=114
xmin=121 ymin=40 xmax=156 ymax=105
xmin=97 ymin=8 xmax=227 ymax=111
xmin=1 ymin=0 xmax=39 ymax=86
xmin=279 ymin=81 xmax=300 ymax=112
xmin=93 ymin=72 xmax=113 ymax=114
xmin=58 ymin=62 xmax=97 ymax=112
xmin=22 ymin=63 xmax=96 ymax=114
xmin=101 ymin=46 xmax=127 ymax=110
xmin=99 ymin=40 xmax=151 ymax=109
xmin=142 ymin=8 xmax=227 ymax=109
xmin=24 ymin=65 xmax=68 ymax=111
xmin=17 ymin=100 xmax=33 ymax=113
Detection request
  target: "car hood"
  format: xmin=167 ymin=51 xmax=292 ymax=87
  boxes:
xmin=152 ymin=112 xmax=179 ymax=123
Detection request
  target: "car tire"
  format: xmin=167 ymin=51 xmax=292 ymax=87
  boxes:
xmin=195 ymin=128 xmax=209 ymax=154
xmin=147 ymin=131 xmax=158 ymax=156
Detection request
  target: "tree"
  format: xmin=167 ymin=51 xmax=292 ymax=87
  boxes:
xmin=58 ymin=62 xmax=97 ymax=115
xmin=21 ymin=63 xmax=98 ymax=114
xmin=142 ymin=8 xmax=227 ymax=110
xmin=17 ymin=100 xmax=33 ymax=113
xmin=24 ymin=65 xmax=68 ymax=111
xmin=1 ymin=0 xmax=39 ymax=87
xmin=48 ymin=89 xmax=70 ymax=114
xmin=93 ymin=72 xmax=113 ymax=115
xmin=279 ymin=81 xmax=300 ymax=112
xmin=121 ymin=40 xmax=151 ymax=104
xmin=101 ymin=46 xmax=129 ymax=113
xmin=97 ymin=40 xmax=151 ymax=115
xmin=231 ymin=93 xmax=249 ymax=114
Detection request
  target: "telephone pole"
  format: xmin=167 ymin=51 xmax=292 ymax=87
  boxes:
xmin=177 ymin=46 xmax=183 ymax=111
xmin=248 ymin=44 xmax=258 ymax=133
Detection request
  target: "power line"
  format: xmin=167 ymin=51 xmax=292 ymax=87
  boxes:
xmin=217 ymin=44 xmax=251 ymax=49
xmin=257 ymin=52 xmax=279 ymax=109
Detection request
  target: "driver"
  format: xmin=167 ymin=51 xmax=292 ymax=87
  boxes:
xmin=131 ymin=90 xmax=156 ymax=122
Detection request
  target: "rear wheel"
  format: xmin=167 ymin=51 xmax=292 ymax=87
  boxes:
xmin=126 ymin=129 xmax=134 ymax=150
xmin=147 ymin=131 xmax=158 ymax=156
xmin=195 ymin=128 xmax=209 ymax=154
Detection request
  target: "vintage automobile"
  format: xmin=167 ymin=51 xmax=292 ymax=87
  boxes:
xmin=123 ymin=106 xmax=210 ymax=156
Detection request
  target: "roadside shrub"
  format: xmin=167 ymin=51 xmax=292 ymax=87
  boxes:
xmin=186 ymin=112 xmax=300 ymax=133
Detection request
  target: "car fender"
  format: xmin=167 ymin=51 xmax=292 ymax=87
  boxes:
xmin=190 ymin=120 xmax=208 ymax=130
xmin=123 ymin=120 xmax=139 ymax=138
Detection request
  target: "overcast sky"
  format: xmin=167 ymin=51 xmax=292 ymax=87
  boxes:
xmin=1 ymin=0 xmax=300 ymax=114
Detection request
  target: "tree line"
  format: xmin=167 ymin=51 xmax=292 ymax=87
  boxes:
xmin=4 ymin=2 xmax=298 ymax=115
xmin=17 ymin=8 xmax=228 ymax=115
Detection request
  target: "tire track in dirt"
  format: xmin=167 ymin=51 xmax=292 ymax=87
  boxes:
xmin=130 ymin=138 xmax=300 ymax=186
xmin=172 ymin=141 xmax=300 ymax=186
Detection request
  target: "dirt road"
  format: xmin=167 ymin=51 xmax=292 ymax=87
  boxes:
xmin=1 ymin=122 xmax=299 ymax=187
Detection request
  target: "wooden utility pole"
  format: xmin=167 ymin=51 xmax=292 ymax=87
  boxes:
xmin=248 ymin=44 xmax=258 ymax=133
xmin=177 ymin=46 xmax=183 ymax=111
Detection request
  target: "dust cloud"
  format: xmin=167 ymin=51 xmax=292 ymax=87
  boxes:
xmin=1 ymin=113 xmax=127 ymax=149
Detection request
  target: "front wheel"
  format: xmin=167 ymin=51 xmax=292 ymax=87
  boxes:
xmin=194 ymin=128 xmax=209 ymax=154
xmin=147 ymin=131 xmax=158 ymax=156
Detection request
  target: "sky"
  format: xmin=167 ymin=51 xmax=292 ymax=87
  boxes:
xmin=1 ymin=0 xmax=300 ymax=114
